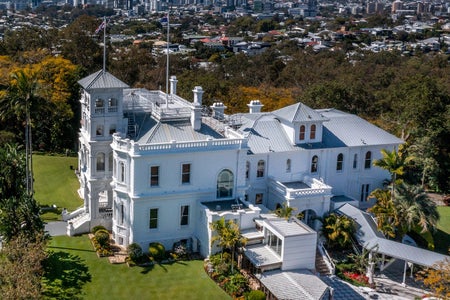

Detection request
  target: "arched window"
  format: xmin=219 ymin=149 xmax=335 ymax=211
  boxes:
xmin=364 ymin=151 xmax=372 ymax=169
xmin=257 ymin=160 xmax=265 ymax=178
xmin=96 ymin=152 xmax=105 ymax=172
xmin=336 ymin=153 xmax=344 ymax=171
xmin=310 ymin=124 xmax=316 ymax=139
xmin=245 ymin=161 xmax=250 ymax=179
xmin=108 ymin=152 xmax=113 ymax=172
xmin=353 ymin=154 xmax=358 ymax=169
xmin=311 ymin=155 xmax=318 ymax=173
xmin=286 ymin=159 xmax=291 ymax=173
xmin=217 ymin=169 xmax=234 ymax=198
xmin=299 ymin=125 xmax=306 ymax=140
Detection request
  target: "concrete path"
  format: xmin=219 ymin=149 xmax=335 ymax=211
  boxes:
xmin=45 ymin=221 xmax=67 ymax=236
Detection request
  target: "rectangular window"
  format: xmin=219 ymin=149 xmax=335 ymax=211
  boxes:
xmin=181 ymin=163 xmax=191 ymax=184
xmin=150 ymin=166 xmax=159 ymax=187
xmin=255 ymin=193 xmax=263 ymax=204
xmin=120 ymin=204 xmax=124 ymax=225
xmin=149 ymin=208 xmax=158 ymax=229
xmin=267 ymin=231 xmax=282 ymax=256
xmin=180 ymin=205 xmax=189 ymax=226
xmin=360 ymin=184 xmax=370 ymax=202
xmin=96 ymin=125 xmax=103 ymax=136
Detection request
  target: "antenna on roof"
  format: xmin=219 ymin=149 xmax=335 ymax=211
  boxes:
xmin=165 ymin=10 xmax=170 ymax=109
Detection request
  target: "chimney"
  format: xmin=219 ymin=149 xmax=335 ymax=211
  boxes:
xmin=170 ymin=76 xmax=178 ymax=95
xmin=211 ymin=102 xmax=227 ymax=120
xmin=247 ymin=100 xmax=263 ymax=113
xmin=191 ymin=86 xmax=204 ymax=130
xmin=193 ymin=86 xmax=203 ymax=106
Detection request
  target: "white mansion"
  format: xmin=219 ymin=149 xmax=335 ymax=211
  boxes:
xmin=66 ymin=70 xmax=402 ymax=272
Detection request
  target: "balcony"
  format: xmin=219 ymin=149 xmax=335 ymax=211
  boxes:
xmin=268 ymin=176 xmax=332 ymax=201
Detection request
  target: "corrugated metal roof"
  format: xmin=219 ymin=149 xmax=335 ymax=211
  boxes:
xmin=338 ymin=203 xmax=450 ymax=268
xmin=256 ymin=269 xmax=331 ymax=300
xmin=273 ymin=102 xmax=329 ymax=123
xmin=319 ymin=109 xmax=403 ymax=147
xmin=265 ymin=218 xmax=314 ymax=237
xmin=238 ymin=114 xmax=299 ymax=154
xmin=244 ymin=244 xmax=282 ymax=267
xmin=78 ymin=70 xmax=129 ymax=90
xmin=139 ymin=120 xmax=223 ymax=144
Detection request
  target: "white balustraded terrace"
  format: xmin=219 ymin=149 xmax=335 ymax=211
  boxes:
xmin=267 ymin=176 xmax=333 ymax=220
xmin=111 ymin=133 xmax=247 ymax=155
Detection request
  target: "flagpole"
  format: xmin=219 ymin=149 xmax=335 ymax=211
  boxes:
xmin=103 ymin=16 xmax=106 ymax=73
xmin=165 ymin=11 xmax=170 ymax=109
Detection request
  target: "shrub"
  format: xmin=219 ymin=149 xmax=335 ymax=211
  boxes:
xmin=246 ymin=290 xmax=266 ymax=300
xmin=92 ymin=225 xmax=107 ymax=234
xmin=94 ymin=229 xmax=110 ymax=248
xmin=222 ymin=273 xmax=249 ymax=297
xmin=148 ymin=242 xmax=166 ymax=261
xmin=127 ymin=243 xmax=143 ymax=263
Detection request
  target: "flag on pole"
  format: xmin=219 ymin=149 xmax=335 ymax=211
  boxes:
xmin=160 ymin=16 xmax=168 ymax=26
xmin=95 ymin=19 xmax=106 ymax=34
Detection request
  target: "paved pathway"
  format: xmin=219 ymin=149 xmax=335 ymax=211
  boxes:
xmin=45 ymin=221 xmax=67 ymax=236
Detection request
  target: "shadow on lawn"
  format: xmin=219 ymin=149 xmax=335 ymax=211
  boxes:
xmin=42 ymin=251 xmax=92 ymax=300
xmin=48 ymin=245 xmax=96 ymax=253
xmin=433 ymin=229 xmax=450 ymax=254
xmin=139 ymin=260 xmax=189 ymax=275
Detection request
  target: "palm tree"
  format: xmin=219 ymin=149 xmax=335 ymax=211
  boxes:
xmin=367 ymin=189 xmax=396 ymax=238
xmin=321 ymin=213 xmax=356 ymax=250
xmin=394 ymin=182 xmax=439 ymax=237
xmin=2 ymin=70 xmax=40 ymax=196
xmin=274 ymin=202 xmax=297 ymax=220
xmin=210 ymin=218 xmax=247 ymax=273
xmin=373 ymin=148 xmax=411 ymax=198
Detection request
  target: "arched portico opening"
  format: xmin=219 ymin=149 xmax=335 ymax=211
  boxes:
xmin=300 ymin=209 xmax=317 ymax=228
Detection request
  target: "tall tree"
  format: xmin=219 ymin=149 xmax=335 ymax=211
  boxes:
xmin=210 ymin=218 xmax=246 ymax=273
xmin=8 ymin=70 xmax=40 ymax=195
xmin=367 ymin=189 xmax=396 ymax=238
xmin=394 ymin=182 xmax=439 ymax=236
xmin=321 ymin=213 xmax=356 ymax=250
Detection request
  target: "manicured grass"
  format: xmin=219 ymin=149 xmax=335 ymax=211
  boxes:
xmin=47 ymin=235 xmax=230 ymax=300
xmin=33 ymin=154 xmax=82 ymax=220
xmin=434 ymin=206 xmax=450 ymax=254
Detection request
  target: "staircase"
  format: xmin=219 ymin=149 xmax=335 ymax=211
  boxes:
xmin=67 ymin=211 xmax=90 ymax=236
xmin=315 ymin=250 xmax=332 ymax=276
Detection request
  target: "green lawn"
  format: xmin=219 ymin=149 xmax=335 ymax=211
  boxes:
xmin=434 ymin=206 xmax=450 ymax=254
xmin=33 ymin=154 xmax=82 ymax=220
xmin=47 ymin=235 xmax=230 ymax=300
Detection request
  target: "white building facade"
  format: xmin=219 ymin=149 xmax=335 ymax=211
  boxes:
xmin=70 ymin=70 xmax=402 ymax=261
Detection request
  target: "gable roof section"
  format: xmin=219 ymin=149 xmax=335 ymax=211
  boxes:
xmin=273 ymin=102 xmax=328 ymax=123
xmin=238 ymin=114 xmax=299 ymax=154
xmin=78 ymin=70 xmax=129 ymax=90
xmin=138 ymin=119 xmax=224 ymax=144
xmin=319 ymin=109 xmax=403 ymax=147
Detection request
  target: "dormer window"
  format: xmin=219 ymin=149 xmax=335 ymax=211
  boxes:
xmin=310 ymin=124 xmax=316 ymax=140
xmin=299 ymin=125 xmax=305 ymax=141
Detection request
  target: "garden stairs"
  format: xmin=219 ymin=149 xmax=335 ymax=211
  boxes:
xmin=315 ymin=250 xmax=332 ymax=276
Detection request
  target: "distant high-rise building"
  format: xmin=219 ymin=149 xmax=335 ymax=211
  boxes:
xmin=391 ymin=0 xmax=403 ymax=13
